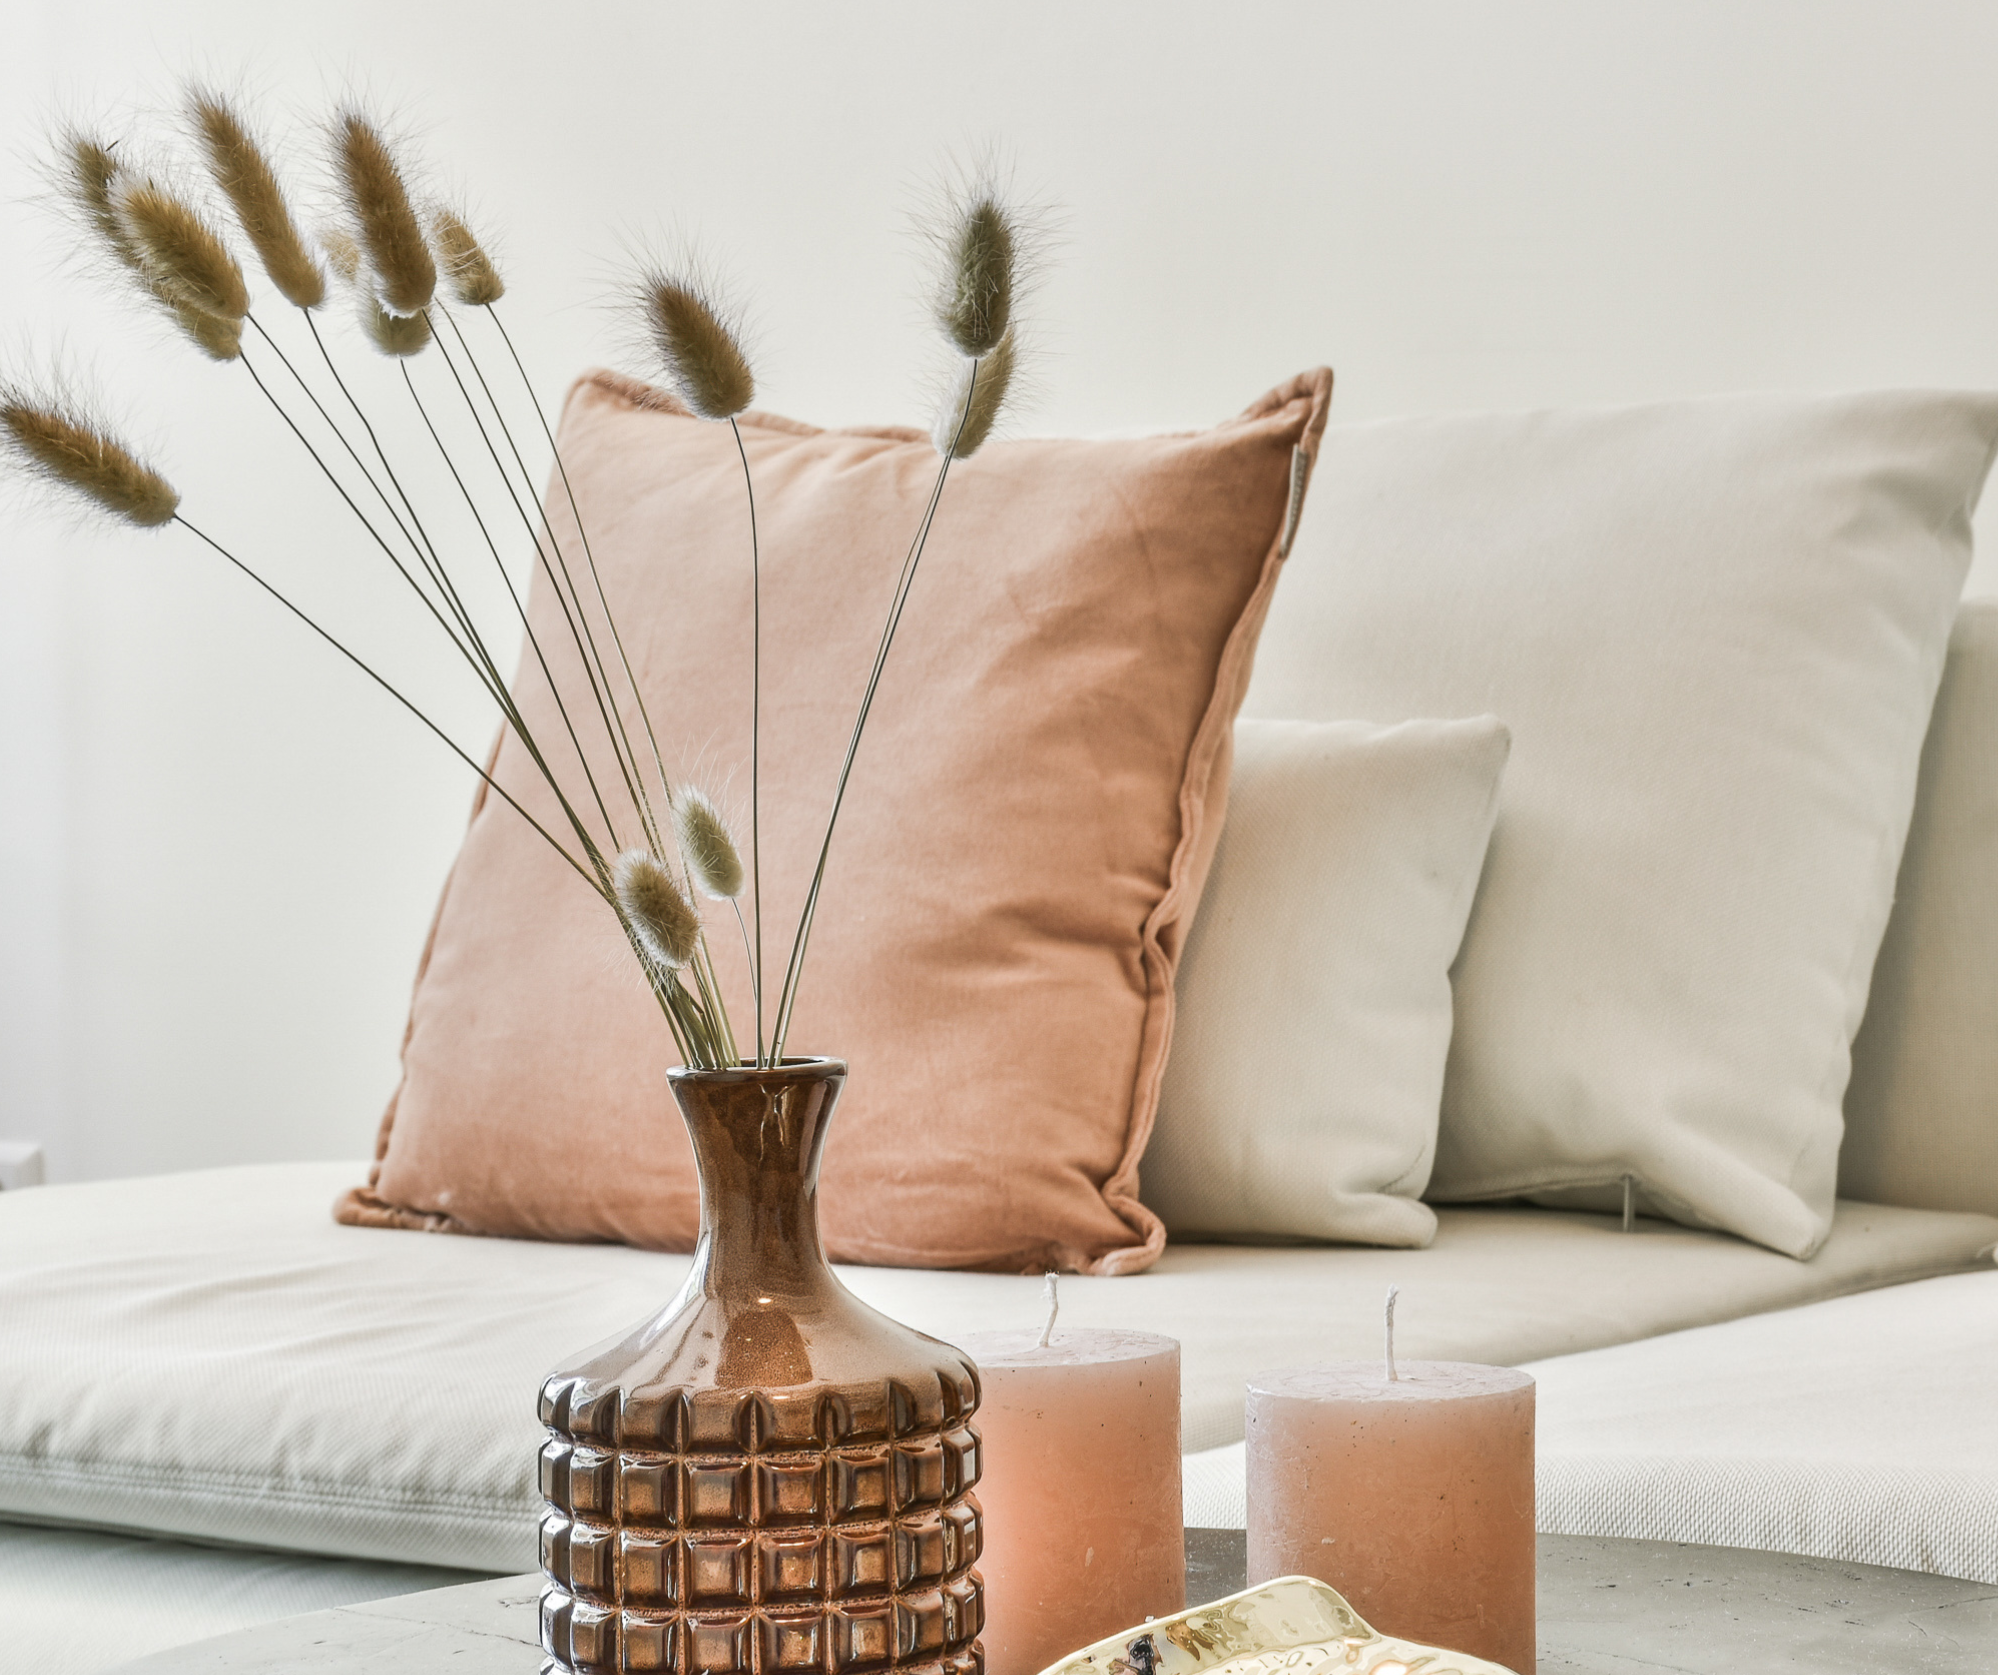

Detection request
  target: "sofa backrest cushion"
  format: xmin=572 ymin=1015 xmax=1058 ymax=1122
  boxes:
xmin=1144 ymin=715 xmax=1509 ymax=1248
xmin=1842 ymin=598 xmax=1998 ymax=1214
xmin=339 ymin=367 xmax=1330 ymax=1274
xmin=1245 ymin=391 xmax=1998 ymax=1258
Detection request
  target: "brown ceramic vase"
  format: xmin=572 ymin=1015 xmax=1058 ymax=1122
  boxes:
xmin=538 ymin=1057 xmax=986 ymax=1675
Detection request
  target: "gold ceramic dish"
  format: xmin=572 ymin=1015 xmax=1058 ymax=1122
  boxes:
xmin=1038 ymin=1574 xmax=1520 ymax=1675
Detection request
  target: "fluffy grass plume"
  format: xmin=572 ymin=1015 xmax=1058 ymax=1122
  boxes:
xmin=933 ymin=327 xmax=1016 ymax=458
xmin=1 ymin=380 xmax=178 ymax=528
xmin=319 ymin=227 xmax=362 ymax=286
xmin=360 ymin=291 xmax=431 ymax=357
xmin=431 ymin=208 xmax=504 ymax=306
xmin=173 ymin=307 xmax=245 ymax=361
xmin=110 ymin=174 xmax=249 ymax=321
xmin=188 ymin=87 xmax=325 ymax=309
xmin=615 ymin=849 xmax=702 ymax=968
xmin=333 ymin=111 xmax=435 ymax=315
xmin=932 ymin=184 xmax=1015 ymax=357
xmin=58 ymin=132 xmax=242 ymax=360
xmin=677 ymin=789 xmax=745 ymax=899
xmin=58 ymin=130 xmax=135 ymax=260
xmin=637 ymin=269 xmax=754 ymax=420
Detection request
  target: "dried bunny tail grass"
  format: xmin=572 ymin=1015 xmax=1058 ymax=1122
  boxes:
xmin=319 ymin=226 xmax=362 ymax=286
xmin=187 ymin=86 xmax=325 ymax=309
xmin=635 ymin=266 xmax=754 ymax=420
xmin=431 ymin=206 xmax=504 ymax=306
xmin=360 ymin=288 xmax=431 ymax=357
xmin=170 ymin=302 xmax=245 ymax=361
xmin=109 ymin=173 xmax=250 ymax=321
xmin=0 ymin=378 xmax=179 ymax=528
xmin=56 ymin=129 xmax=138 ymax=264
xmin=615 ymin=849 xmax=702 ymax=968
xmin=677 ymin=789 xmax=745 ymax=900
xmin=933 ymin=191 xmax=1014 ymax=357
xmin=932 ymin=327 xmax=1017 ymax=459
xmin=332 ymin=109 xmax=435 ymax=315
xmin=52 ymin=132 xmax=243 ymax=361
xmin=915 ymin=156 xmax=1056 ymax=358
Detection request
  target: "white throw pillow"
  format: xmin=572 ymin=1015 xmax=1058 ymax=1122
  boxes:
xmin=1245 ymin=392 xmax=1998 ymax=1258
xmin=1842 ymin=598 xmax=1998 ymax=1216
xmin=1144 ymin=716 xmax=1509 ymax=1247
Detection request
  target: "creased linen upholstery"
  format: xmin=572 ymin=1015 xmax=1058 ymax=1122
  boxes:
xmin=3 ymin=1165 xmax=1992 ymax=1572
xmin=1246 ymin=391 xmax=1998 ymax=1257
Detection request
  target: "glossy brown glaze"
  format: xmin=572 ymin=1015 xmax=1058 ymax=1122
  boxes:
xmin=539 ymin=1058 xmax=985 ymax=1675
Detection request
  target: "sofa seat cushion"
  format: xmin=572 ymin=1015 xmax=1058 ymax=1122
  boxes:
xmin=1 ymin=1164 xmax=1992 ymax=1572
xmin=1529 ymin=1269 xmax=1998 ymax=1583
xmin=1185 ymin=1270 xmax=1998 ymax=1584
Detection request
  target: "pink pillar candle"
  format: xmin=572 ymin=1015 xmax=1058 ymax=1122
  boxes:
xmin=1247 ymin=1362 xmax=1536 ymax=1675
xmin=956 ymin=1327 xmax=1185 ymax=1675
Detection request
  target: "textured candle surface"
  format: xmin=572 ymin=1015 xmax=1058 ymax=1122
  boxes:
xmin=1247 ymin=1361 xmax=1535 ymax=1674
xmin=957 ymin=1328 xmax=1185 ymax=1675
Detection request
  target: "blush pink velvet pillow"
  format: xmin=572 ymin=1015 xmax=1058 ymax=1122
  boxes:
xmin=338 ymin=367 xmax=1331 ymax=1273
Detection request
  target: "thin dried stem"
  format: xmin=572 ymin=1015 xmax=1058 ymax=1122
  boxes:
xmin=486 ymin=304 xmax=680 ymax=831
xmin=288 ymin=311 xmax=599 ymax=887
xmin=236 ymin=328 xmax=500 ymax=705
xmin=400 ymin=358 xmax=625 ymax=854
xmin=242 ymin=315 xmax=433 ymax=603
xmin=236 ymin=334 xmax=607 ymax=884
xmin=298 ymin=308 xmax=527 ymax=733
xmin=729 ymin=417 xmax=766 ymax=1066
xmin=171 ymin=515 xmax=601 ymax=893
xmin=426 ymin=307 xmax=661 ymax=854
xmin=772 ymin=361 xmax=979 ymax=1056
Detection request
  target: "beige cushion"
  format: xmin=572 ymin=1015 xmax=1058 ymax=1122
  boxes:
xmin=1843 ymin=598 xmax=1998 ymax=1216
xmin=1247 ymin=392 xmax=1998 ymax=1257
xmin=1144 ymin=716 xmax=1508 ymax=1247
xmin=2 ymin=1165 xmax=1991 ymax=1572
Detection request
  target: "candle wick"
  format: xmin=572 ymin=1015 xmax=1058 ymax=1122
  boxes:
xmin=1384 ymin=1284 xmax=1400 ymax=1382
xmin=1037 ymin=1272 xmax=1060 ymax=1349
xmin=1622 ymin=1173 xmax=1635 ymax=1234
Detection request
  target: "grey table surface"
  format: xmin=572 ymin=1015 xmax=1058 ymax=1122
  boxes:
xmin=111 ymin=1529 xmax=1998 ymax=1674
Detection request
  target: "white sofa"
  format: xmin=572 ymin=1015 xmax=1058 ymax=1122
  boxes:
xmin=3 ymin=1159 xmax=1996 ymax=1671
xmin=5 ymin=488 xmax=1997 ymax=1674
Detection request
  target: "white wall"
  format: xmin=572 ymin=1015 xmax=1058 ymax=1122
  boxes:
xmin=5 ymin=1 xmax=1998 ymax=1181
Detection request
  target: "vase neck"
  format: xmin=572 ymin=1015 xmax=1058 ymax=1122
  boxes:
xmin=671 ymin=1061 xmax=844 ymax=1299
